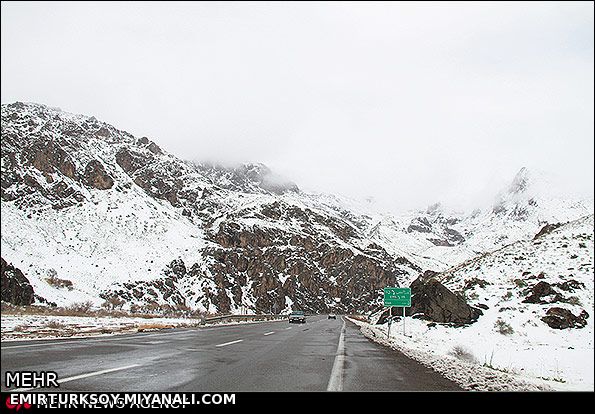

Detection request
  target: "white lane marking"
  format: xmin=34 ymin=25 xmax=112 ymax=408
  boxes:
xmin=215 ymin=339 xmax=243 ymax=347
xmin=327 ymin=317 xmax=346 ymax=392
xmin=285 ymin=327 xmax=292 ymax=330
xmin=263 ymin=331 xmax=275 ymax=336
xmin=12 ymin=364 xmax=140 ymax=392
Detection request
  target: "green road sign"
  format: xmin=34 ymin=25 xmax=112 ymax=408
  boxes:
xmin=383 ymin=287 xmax=411 ymax=307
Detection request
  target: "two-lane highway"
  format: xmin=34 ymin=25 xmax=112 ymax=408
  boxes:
xmin=1 ymin=316 xmax=461 ymax=391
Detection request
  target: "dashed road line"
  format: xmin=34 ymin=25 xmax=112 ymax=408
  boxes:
xmin=215 ymin=339 xmax=243 ymax=348
xmin=263 ymin=332 xmax=275 ymax=336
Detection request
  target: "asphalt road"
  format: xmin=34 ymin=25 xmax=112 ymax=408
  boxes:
xmin=1 ymin=316 xmax=461 ymax=392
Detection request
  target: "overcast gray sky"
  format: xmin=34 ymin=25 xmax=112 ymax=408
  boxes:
xmin=2 ymin=1 xmax=593 ymax=212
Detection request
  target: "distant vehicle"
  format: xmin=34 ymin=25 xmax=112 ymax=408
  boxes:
xmin=289 ymin=310 xmax=306 ymax=324
xmin=328 ymin=313 xmax=336 ymax=319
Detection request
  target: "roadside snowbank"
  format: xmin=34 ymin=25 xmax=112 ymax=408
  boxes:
xmin=348 ymin=317 xmax=592 ymax=391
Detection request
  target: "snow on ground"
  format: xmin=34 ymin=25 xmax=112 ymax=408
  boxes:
xmin=0 ymin=190 xmax=206 ymax=307
xmin=349 ymin=318 xmax=559 ymax=391
xmin=347 ymin=215 xmax=594 ymax=392
xmin=439 ymin=215 xmax=594 ymax=390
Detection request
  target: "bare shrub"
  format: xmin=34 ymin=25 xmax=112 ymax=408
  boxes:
xmin=1 ymin=302 xmax=19 ymax=314
xmin=45 ymin=271 xmax=74 ymax=290
xmin=449 ymin=345 xmax=478 ymax=364
xmin=44 ymin=321 xmax=67 ymax=330
xmin=102 ymin=296 xmax=125 ymax=310
xmin=501 ymin=291 xmax=513 ymax=301
xmin=64 ymin=301 xmax=94 ymax=315
xmin=137 ymin=323 xmax=174 ymax=332
xmin=12 ymin=324 xmax=31 ymax=332
xmin=494 ymin=318 xmax=514 ymax=335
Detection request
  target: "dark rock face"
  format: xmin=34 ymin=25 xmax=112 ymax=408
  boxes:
xmin=147 ymin=142 xmax=162 ymax=155
xmin=534 ymin=223 xmax=563 ymax=240
xmin=115 ymin=148 xmax=147 ymax=175
xmin=407 ymin=217 xmax=432 ymax=233
xmin=1 ymin=257 xmax=35 ymax=305
xmin=555 ymin=280 xmax=585 ymax=292
xmin=27 ymin=140 xmax=77 ymax=179
xmin=522 ymin=281 xmax=565 ymax=304
xmin=205 ymin=217 xmax=418 ymax=314
xmin=84 ymin=160 xmax=114 ymax=190
xmin=116 ymin=147 xmax=183 ymax=207
xmin=408 ymin=271 xmax=482 ymax=325
xmin=444 ymin=228 xmax=465 ymax=244
xmin=541 ymin=307 xmax=589 ymax=329
xmin=407 ymin=212 xmax=465 ymax=247
xmin=427 ymin=238 xmax=454 ymax=247
xmin=1 ymin=134 xmax=86 ymax=209
xmin=373 ymin=307 xmax=403 ymax=325
xmin=100 ymin=209 xmax=422 ymax=314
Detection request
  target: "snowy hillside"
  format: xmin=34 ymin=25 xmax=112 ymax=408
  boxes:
xmin=0 ymin=102 xmax=419 ymax=314
xmin=431 ymin=215 xmax=593 ymax=389
xmin=356 ymin=214 xmax=593 ymax=390
xmin=1 ymin=102 xmax=592 ymax=319
xmin=365 ymin=169 xmax=593 ymax=277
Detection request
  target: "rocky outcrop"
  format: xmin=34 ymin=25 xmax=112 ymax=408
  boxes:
xmin=541 ymin=307 xmax=589 ymax=329
xmin=522 ymin=281 xmax=565 ymax=304
xmin=407 ymin=271 xmax=482 ymax=325
xmin=491 ymin=168 xmax=540 ymax=221
xmin=206 ymin=220 xmax=417 ymax=314
xmin=555 ymin=280 xmax=585 ymax=292
xmin=533 ymin=223 xmax=563 ymax=240
xmin=115 ymin=148 xmax=148 ymax=175
xmin=115 ymin=147 xmax=184 ymax=207
xmin=1 ymin=257 xmax=35 ymax=305
xmin=27 ymin=139 xmax=77 ymax=179
xmin=84 ymin=160 xmax=114 ymax=189
xmin=407 ymin=217 xmax=432 ymax=233
xmin=407 ymin=212 xmax=465 ymax=246
xmin=100 ymin=214 xmax=421 ymax=314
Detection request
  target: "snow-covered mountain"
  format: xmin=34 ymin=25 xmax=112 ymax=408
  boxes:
xmin=365 ymin=168 xmax=593 ymax=273
xmin=0 ymin=102 xmax=420 ymax=314
xmin=1 ymin=102 xmax=592 ymax=315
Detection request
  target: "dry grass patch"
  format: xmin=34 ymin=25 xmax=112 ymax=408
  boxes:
xmin=137 ymin=323 xmax=175 ymax=332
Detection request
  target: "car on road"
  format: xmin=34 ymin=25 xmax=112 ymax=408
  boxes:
xmin=288 ymin=310 xmax=306 ymax=324
xmin=328 ymin=313 xmax=336 ymax=319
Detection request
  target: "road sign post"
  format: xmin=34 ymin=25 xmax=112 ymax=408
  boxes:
xmin=383 ymin=287 xmax=411 ymax=337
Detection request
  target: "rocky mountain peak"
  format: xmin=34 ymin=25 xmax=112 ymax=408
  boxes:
xmin=193 ymin=161 xmax=299 ymax=195
xmin=426 ymin=202 xmax=443 ymax=215
xmin=508 ymin=167 xmax=531 ymax=195
xmin=492 ymin=167 xmax=537 ymax=219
